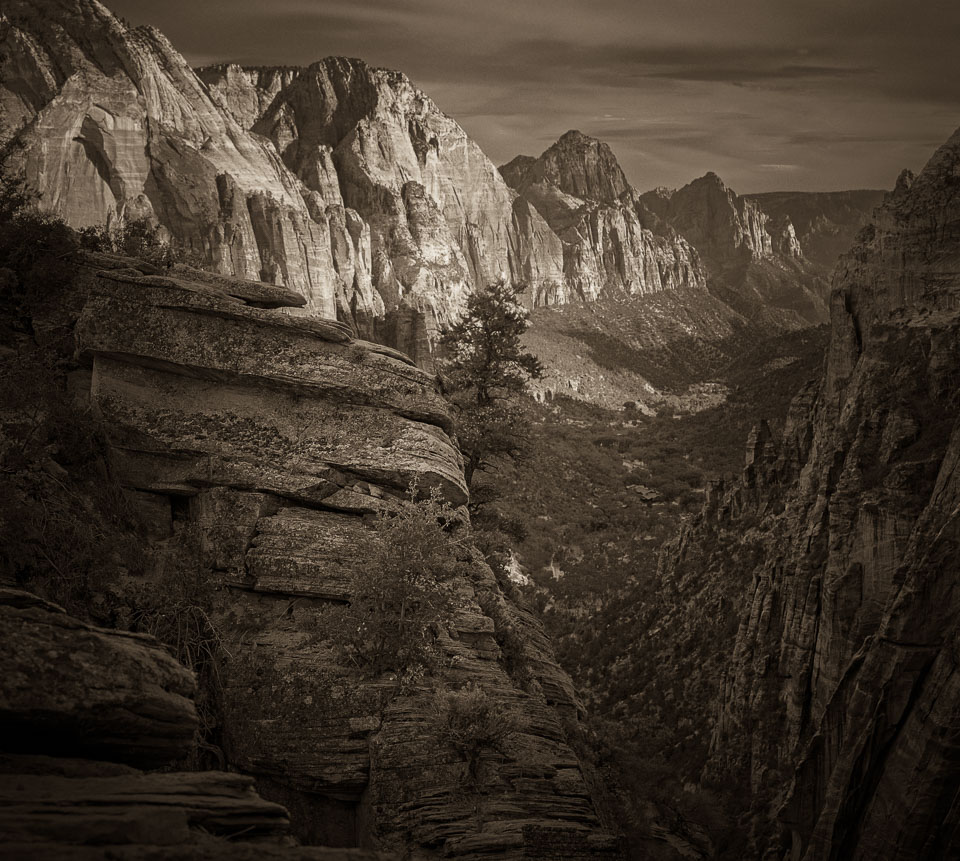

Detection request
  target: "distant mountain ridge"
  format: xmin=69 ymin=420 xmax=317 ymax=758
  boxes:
xmin=1 ymin=0 xmax=710 ymax=362
xmin=640 ymin=172 xmax=831 ymax=325
xmin=1 ymin=0 xmax=870 ymax=367
xmin=498 ymin=130 xmax=706 ymax=305
xmin=747 ymin=188 xmax=885 ymax=268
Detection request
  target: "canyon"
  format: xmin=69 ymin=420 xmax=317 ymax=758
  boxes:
xmin=649 ymin=130 xmax=960 ymax=857
xmin=2 ymin=0 xmax=957 ymax=859
xmin=1 ymin=250 xmax=620 ymax=858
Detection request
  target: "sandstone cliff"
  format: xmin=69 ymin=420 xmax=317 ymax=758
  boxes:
xmin=641 ymin=173 xmax=782 ymax=265
xmin=2 ymin=0 xmax=704 ymax=364
xmin=641 ymin=173 xmax=829 ymax=325
xmin=0 ymin=0 xmax=366 ymax=322
xmin=654 ymin=127 xmax=960 ymax=858
xmin=500 ymin=131 xmax=705 ymax=304
xmin=747 ymin=189 xmax=885 ymax=270
xmin=0 ymin=587 xmax=392 ymax=860
xmin=4 ymin=246 xmax=620 ymax=858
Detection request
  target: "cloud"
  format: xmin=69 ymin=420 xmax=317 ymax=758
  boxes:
xmin=103 ymin=0 xmax=960 ymax=192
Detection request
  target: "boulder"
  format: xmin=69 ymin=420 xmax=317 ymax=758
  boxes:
xmin=0 ymin=588 xmax=197 ymax=768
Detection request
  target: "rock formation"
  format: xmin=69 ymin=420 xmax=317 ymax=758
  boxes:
xmin=747 ymin=189 xmax=885 ymax=269
xmin=641 ymin=173 xmax=782 ymax=265
xmin=655 ymin=127 xmax=960 ymax=857
xmin=1 ymin=0 xmax=703 ymax=363
xmin=0 ymin=0 xmax=362 ymax=321
xmin=0 ymin=587 xmax=392 ymax=859
xmin=500 ymin=131 xmax=705 ymax=304
xmin=641 ymin=173 xmax=829 ymax=325
xmin=6 ymin=246 xmax=620 ymax=858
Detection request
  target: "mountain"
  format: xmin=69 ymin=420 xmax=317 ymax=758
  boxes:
xmin=1 ymin=0 xmax=373 ymax=323
xmin=652 ymin=127 xmax=960 ymax=857
xmin=641 ymin=173 xmax=830 ymax=325
xmin=642 ymin=172 xmax=788 ymax=265
xmin=498 ymin=134 xmax=831 ymax=412
xmin=747 ymin=189 xmax=885 ymax=269
xmin=499 ymin=131 xmax=705 ymax=305
xmin=0 ymin=0 xmax=703 ymax=362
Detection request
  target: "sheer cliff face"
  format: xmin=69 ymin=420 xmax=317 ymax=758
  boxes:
xmin=641 ymin=172 xmax=785 ymax=266
xmin=0 ymin=0 xmax=371 ymax=323
xmin=641 ymin=173 xmax=830 ymax=325
xmin=502 ymin=131 xmax=706 ymax=304
xmin=2 ymin=1 xmax=703 ymax=364
xmin=199 ymin=56 xmax=569 ymax=344
xmin=658 ymin=127 xmax=960 ymax=859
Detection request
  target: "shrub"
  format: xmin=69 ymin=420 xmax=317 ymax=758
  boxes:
xmin=0 ymin=211 xmax=79 ymax=339
xmin=320 ymin=486 xmax=467 ymax=681
xmin=125 ymin=525 xmax=225 ymax=767
xmin=432 ymin=683 xmax=519 ymax=782
xmin=0 ymin=349 xmax=141 ymax=619
xmin=78 ymin=217 xmax=206 ymax=270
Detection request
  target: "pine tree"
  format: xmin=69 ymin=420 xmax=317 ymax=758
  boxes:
xmin=440 ymin=281 xmax=543 ymax=487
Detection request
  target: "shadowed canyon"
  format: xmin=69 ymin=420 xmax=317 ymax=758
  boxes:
xmin=1 ymin=1 xmax=958 ymax=859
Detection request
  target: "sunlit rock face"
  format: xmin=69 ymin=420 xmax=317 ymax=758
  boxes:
xmin=656 ymin=126 xmax=960 ymax=859
xmin=501 ymin=131 xmax=706 ymax=304
xmin=2 ymin=2 xmax=705 ymax=361
xmin=0 ymin=0 xmax=364 ymax=323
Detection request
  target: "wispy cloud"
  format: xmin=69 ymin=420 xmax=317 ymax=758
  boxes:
xmin=106 ymin=0 xmax=960 ymax=192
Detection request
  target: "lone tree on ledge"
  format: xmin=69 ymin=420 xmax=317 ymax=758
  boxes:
xmin=440 ymin=281 xmax=543 ymax=487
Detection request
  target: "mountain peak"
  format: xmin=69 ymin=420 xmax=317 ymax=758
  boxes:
xmin=692 ymin=171 xmax=729 ymax=190
xmin=499 ymin=154 xmax=537 ymax=190
xmin=556 ymin=128 xmax=596 ymax=146
xmin=526 ymin=130 xmax=630 ymax=203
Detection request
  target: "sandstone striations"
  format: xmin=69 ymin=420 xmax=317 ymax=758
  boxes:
xmin=9 ymin=249 xmax=620 ymax=858
xmin=0 ymin=588 xmax=391 ymax=860
xmin=2 ymin=0 xmax=704 ymax=364
xmin=501 ymin=131 xmax=705 ymax=304
xmin=654 ymin=127 xmax=960 ymax=857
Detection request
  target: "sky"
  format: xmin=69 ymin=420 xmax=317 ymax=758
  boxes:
xmin=106 ymin=0 xmax=960 ymax=193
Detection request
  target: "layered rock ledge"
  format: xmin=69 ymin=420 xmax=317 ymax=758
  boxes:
xmin=32 ymin=254 xmax=619 ymax=858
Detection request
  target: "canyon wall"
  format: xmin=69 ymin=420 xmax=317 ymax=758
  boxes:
xmin=0 ymin=585 xmax=392 ymax=859
xmin=1 ymin=0 xmax=704 ymax=362
xmin=641 ymin=173 xmax=829 ymax=325
xmin=500 ymin=131 xmax=705 ymax=305
xmin=8 ymin=248 xmax=620 ymax=858
xmin=655 ymin=127 xmax=960 ymax=858
xmin=747 ymin=190 xmax=885 ymax=270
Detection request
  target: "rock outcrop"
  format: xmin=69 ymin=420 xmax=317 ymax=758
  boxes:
xmin=501 ymin=131 xmax=705 ymax=304
xmin=655 ymin=127 xmax=960 ymax=858
xmin=641 ymin=173 xmax=781 ymax=265
xmin=641 ymin=174 xmax=829 ymax=325
xmin=747 ymin=190 xmax=885 ymax=269
xmin=0 ymin=588 xmax=391 ymax=860
xmin=13 ymin=250 xmax=619 ymax=858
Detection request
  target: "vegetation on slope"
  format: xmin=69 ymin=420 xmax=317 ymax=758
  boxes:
xmin=469 ymin=317 xmax=828 ymax=856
